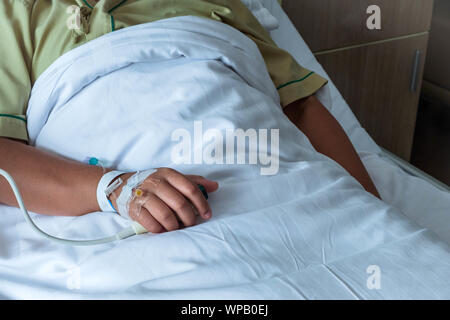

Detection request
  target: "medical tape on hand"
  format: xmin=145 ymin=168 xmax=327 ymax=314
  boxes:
xmin=96 ymin=170 xmax=126 ymax=212
xmin=116 ymin=169 xmax=157 ymax=220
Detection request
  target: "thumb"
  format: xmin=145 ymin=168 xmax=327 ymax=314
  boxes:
xmin=187 ymin=175 xmax=219 ymax=193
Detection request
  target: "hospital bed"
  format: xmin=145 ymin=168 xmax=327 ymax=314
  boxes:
xmin=269 ymin=0 xmax=450 ymax=191
xmin=0 ymin=0 xmax=449 ymax=299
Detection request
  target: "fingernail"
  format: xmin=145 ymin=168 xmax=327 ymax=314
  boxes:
xmin=204 ymin=211 xmax=212 ymax=219
xmin=198 ymin=184 xmax=208 ymax=199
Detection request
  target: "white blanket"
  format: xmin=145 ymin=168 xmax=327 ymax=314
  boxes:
xmin=1 ymin=16 xmax=449 ymax=299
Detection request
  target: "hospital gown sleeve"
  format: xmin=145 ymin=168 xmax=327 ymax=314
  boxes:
xmin=214 ymin=0 xmax=328 ymax=108
xmin=0 ymin=0 xmax=34 ymax=141
xmin=253 ymin=40 xmax=328 ymax=108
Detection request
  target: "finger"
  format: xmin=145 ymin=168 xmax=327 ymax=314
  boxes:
xmin=165 ymin=172 xmax=212 ymax=220
xmin=186 ymin=175 xmax=219 ymax=193
xmin=153 ymin=181 xmax=197 ymax=227
xmin=128 ymin=203 xmax=164 ymax=234
xmin=143 ymin=194 xmax=180 ymax=231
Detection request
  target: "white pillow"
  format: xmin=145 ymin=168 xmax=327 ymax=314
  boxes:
xmin=241 ymin=0 xmax=280 ymax=31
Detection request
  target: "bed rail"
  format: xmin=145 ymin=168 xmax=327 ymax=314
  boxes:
xmin=380 ymin=147 xmax=450 ymax=192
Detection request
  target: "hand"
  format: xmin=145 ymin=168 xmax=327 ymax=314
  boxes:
xmin=109 ymin=168 xmax=219 ymax=233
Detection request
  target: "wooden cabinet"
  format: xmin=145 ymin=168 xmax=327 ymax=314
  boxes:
xmin=283 ymin=0 xmax=433 ymax=53
xmin=283 ymin=0 xmax=434 ymax=161
xmin=317 ymin=35 xmax=428 ymax=160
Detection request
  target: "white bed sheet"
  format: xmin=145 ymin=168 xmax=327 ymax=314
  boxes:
xmin=265 ymin=0 xmax=450 ymax=245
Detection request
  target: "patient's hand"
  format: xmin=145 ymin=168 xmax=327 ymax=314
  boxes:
xmin=109 ymin=168 xmax=219 ymax=233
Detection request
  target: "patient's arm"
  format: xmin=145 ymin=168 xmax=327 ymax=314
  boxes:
xmin=0 ymin=137 xmax=104 ymax=216
xmin=284 ymin=95 xmax=381 ymax=199
xmin=0 ymin=138 xmax=217 ymax=232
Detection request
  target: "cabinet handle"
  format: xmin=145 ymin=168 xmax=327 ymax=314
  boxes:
xmin=410 ymin=50 xmax=421 ymax=92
